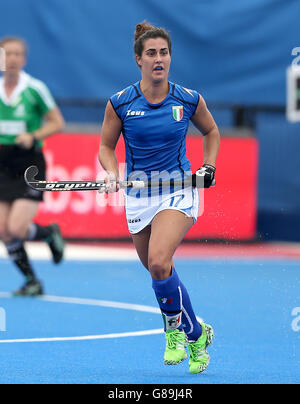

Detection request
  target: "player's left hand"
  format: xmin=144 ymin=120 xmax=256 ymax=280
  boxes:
xmin=15 ymin=133 xmax=35 ymax=149
xmin=192 ymin=164 xmax=216 ymax=188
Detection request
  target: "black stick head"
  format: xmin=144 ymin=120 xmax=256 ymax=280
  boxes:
xmin=24 ymin=165 xmax=39 ymax=184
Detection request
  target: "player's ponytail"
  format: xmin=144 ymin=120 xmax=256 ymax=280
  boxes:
xmin=134 ymin=21 xmax=172 ymax=57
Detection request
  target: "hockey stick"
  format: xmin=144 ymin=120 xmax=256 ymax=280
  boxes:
xmin=24 ymin=165 xmax=205 ymax=192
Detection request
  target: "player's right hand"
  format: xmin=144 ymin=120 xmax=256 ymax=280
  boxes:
xmin=15 ymin=132 xmax=35 ymax=149
xmin=98 ymin=172 xmax=120 ymax=193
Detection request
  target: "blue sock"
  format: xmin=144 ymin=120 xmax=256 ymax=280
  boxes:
xmin=152 ymin=269 xmax=183 ymax=331
xmin=178 ymin=276 xmax=202 ymax=341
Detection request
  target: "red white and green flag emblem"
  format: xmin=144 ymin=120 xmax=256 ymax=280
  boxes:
xmin=172 ymin=105 xmax=183 ymax=122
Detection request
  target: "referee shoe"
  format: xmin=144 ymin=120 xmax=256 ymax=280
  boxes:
xmin=13 ymin=278 xmax=43 ymax=297
xmin=46 ymin=223 xmax=65 ymax=264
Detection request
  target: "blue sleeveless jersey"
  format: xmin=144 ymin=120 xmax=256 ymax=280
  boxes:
xmin=110 ymin=81 xmax=199 ymax=180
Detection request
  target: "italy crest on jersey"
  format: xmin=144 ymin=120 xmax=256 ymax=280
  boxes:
xmin=172 ymin=105 xmax=183 ymax=122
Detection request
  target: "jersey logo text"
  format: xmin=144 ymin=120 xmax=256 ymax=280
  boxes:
xmin=126 ymin=110 xmax=145 ymax=117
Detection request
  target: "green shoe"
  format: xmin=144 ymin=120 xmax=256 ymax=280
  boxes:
xmin=46 ymin=223 xmax=65 ymax=264
xmin=164 ymin=329 xmax=187 ymax=365
xmin=188 ymin=323 xmax=214 ymax=374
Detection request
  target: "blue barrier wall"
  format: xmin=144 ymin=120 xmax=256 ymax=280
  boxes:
xmin=1 ymin=0 xmax=300 ymax=241
xmin=0 ymin=0 xmax=299 ymax=104
xmin=257 ymin=113 xmax=300 ymax=241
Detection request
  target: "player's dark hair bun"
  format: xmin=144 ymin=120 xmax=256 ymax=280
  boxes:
xmin=134 ymin=21 xmax=155 ymax=42
xmin=134 ymin=21 xmax=172 ymax=58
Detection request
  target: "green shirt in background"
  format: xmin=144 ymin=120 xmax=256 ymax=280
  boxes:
xmin=0 ymin=71 xmax=56 ymax=146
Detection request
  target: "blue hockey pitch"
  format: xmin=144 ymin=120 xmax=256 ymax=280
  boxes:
xmin=0 ymin=250 xmax=299 ymax=384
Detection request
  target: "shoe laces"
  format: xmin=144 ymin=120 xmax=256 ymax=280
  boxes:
xmin=166 ymin=330 xmax=186 ymax=350
xmin=189 ymin=339 xmax=207 ymax=361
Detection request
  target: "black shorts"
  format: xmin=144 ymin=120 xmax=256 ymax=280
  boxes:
xmin=0 ymin=145 xmax=46 ymax=202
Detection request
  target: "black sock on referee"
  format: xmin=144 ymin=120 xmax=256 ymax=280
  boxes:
xmin=5 ymin=240 xmax=36 ymax=281
xmin=26 ymin=223 xmax=52 ymax=241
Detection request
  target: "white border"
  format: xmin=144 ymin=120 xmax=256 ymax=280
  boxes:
xmin=0 ymin=242 xmax=139 ymax=261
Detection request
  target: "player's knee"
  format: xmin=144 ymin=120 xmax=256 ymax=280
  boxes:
xmin=148 ymin=254 xmax=171 ymax=280
xmin=7 ymin=222 xmax=28 ymax=240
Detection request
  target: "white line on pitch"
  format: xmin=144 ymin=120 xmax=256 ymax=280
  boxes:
xmin=40 ymin=295 xmax=162 ymax=313
xmin=0 ymin=292 xmax=203 ymax=344
xmin=0 ymin=329 xmax=164 ymax=344
xmin=0 ymin=292 xmax=161 ymax=314
xmin=0 ymin=242 xmax=139 ymax=261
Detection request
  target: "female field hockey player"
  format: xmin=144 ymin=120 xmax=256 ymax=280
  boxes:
xmin=98 ymin=22 xmax=220 ymax=374
xmin=0 ymin=37 xmax=65 ymax=296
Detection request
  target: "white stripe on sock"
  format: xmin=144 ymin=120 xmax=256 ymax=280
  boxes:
xmin=182 ymin=305 xmax=194 ymax=335
xmin=26 ymin=223 xmax=37 ymax=241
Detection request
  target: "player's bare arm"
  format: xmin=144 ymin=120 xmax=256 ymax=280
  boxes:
xmin=98 ymin=101 xmax=122 ymax=192
xmin=191 ymin=95 xmax=220 ymax=167
xmin=34 ymin=107 xmax=65 ymax=140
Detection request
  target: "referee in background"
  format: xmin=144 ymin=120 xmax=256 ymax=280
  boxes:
xmin=0 ymin=37 xmax=65 ymax=296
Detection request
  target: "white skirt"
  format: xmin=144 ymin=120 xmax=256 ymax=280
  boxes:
xmin=125 ymin=186 xmax=200 ymax=234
